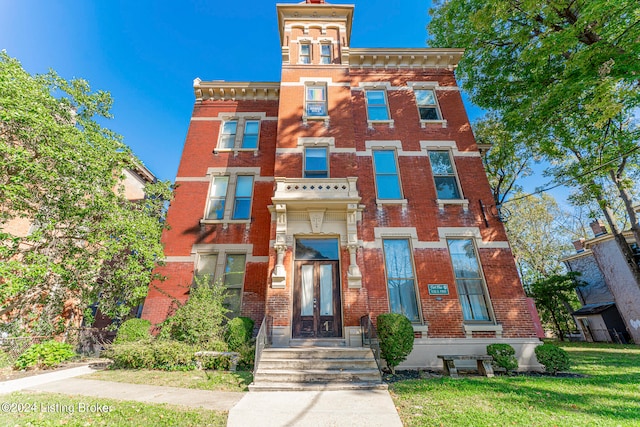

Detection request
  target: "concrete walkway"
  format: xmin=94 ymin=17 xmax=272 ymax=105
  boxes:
xmin=2 ymin=366 xmax=404 ymax=426
xmin=227 ymin=389 xmax=403 ymax=427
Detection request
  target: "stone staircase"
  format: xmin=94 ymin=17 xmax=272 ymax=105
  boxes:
xmin=250 ymin=346 xmax=386 ymax=391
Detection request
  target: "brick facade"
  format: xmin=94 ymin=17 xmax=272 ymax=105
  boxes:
xmin=142 ymin=1 xmax=541 ymax=368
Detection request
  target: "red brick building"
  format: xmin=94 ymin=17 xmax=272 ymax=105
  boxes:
xmin=142 ymin=0 xmax=541 ymax=368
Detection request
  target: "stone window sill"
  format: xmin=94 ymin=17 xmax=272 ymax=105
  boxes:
xmin=436 ymin=198 xmax=469 ymax=211
xmin=463 ymin=323 xmax=502 ymax=338
xmin=420 ymin=119 xmax=447 ymax=129
xmin=367 ymin=119 xmax=394 ymax=129
xmin=200 ymin=219 xmax=252 ymax=230
xmin=376 ymin=198 xmax=408 ymax=209
xmin=303 ymin=115 xmax=330 ymax=127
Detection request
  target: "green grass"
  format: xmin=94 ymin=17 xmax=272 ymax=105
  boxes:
xmin=390 ymin=342 xmax=640 ymax=427
xmin=83 ymin=368 xmax=252 ymax=392
xmin=2 ymin=392 xmax=226 ymax=426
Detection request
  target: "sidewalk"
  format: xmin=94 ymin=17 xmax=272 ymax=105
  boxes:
xmin=227 ymin=389 xmax=403 ymax=427
xmin=2 ymin=366 xmax=403 ymax=426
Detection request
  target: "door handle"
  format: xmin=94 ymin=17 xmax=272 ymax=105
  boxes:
xmin=313 ymin=298 xmax=317 ymax=308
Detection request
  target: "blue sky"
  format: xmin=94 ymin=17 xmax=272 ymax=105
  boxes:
xmin=2 ymin=0 xmax=484 ymax=182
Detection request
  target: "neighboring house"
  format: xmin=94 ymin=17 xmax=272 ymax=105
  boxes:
xmin=142 ymin=0 xmax=540 ymax=369
xmin=0 ymin=164 xmax=157 ymax=331
xmin=563 ymin=220 xmax=640 ymax=344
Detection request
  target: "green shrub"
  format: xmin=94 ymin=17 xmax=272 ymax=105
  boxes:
xmin=152 ymin=341 xmax=196 ymax=371
xmin=104 ymin=341 xmax=155 ymax=369
xmin=487 ymin=343 xmax=518 ymax=372
xmin=200 ymin=340 xmax=228 ymax=352
xmin=535 ymin=343 xmax=570 ymax=374
xmin=14 ymin=340 xmax=76 ymax=370
xmin=158 ymin=278 xmax=229 ymax=345
xmin=199 ymin=353 xmax=233 ymax=370
xmin=376 ymin=313 xmax=414 ymax=374
xmin=236 ymin=342 xmax=255 ymax=370
xmin=105 ymin=340 xmax=196 ymax=370
xmin=224 ymin=317 xmax=254 ymax=351
xmin=115 ymin=318 xmax=152 ymax=344
xmin=0 ymin=350 xmax=11 ymax=368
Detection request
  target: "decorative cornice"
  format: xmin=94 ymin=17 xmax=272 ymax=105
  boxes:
xmin=276 ymin=3 xmax=354 ymax=46
xmin=193 ymin=79 xmax=280 ymax=102
xmin=348 ymin=48 xmax=464 ymax=70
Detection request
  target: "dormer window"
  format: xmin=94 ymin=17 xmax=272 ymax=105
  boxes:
xmin=300 ymin=43 xmax=311 ymax=64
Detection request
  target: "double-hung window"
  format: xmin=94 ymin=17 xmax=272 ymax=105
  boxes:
xmin=373 ymin=150 xmax=402 ymax=200
xmin=218 ymin=118 xmax=260 ymax=150
xmin=305 ymin=85 xmax=327 ymax=117
xmin=382 ymin=239 xmax=420 ymax=322
xmin=300 ymin=43 xmax=311 ymax=64
xmin=320 ymin=44 xmax=331 ymax=64
xmin=447 ymin=239 xmax=491 ymax=321
xmin=194 ymin=252 xmax=246 ymax=318
xmin=304 ymin=147 xmax=328 ymax=178
xmin=206 ymin=176 xmax=229 ymax=220
xmin=195 ymin=254 xmax=218 ymax=285
xmin=223 ymin=253 xmax=246 ymax=317
xmin=219 ymin=121 xmax=237 ymax=149
xmin=241 ymin=120 xmax=259 ymax=149
xmin=415 ymin=89 xmax=440 ymax=120
xmin=428 ymin=151 xmax=461 ymax=200
xmin=365 ymin=90 xmax=389 ymax=121
xmin=232 ymin=176 xmax=254 ymax=220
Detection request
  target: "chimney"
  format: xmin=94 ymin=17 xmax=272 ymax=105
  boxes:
xmin=306 ymin=0 xmax=326 ymax=3
xmin=572 ymin=239 xmax=585 ymax=253
xmin=590 ymin=220 xmax=607 ymax=237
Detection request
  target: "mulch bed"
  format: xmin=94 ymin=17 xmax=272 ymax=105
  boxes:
xmin=382 ymin=369 xmax=587 ymax=383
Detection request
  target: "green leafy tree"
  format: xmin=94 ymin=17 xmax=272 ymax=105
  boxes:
xmin=475 ymin=113 xmax=534 ymax=207
xmin=0 ymin=52 xmax=172 ymax=337
xmin=528 ymin=273 xmax=583 ymax=340
xmin=158 ymin=276 xmax=230 ymax=346
xmin=500 ymin=193 xmax=579 ymax=289
xmin=429 ymin=0 xmax=640 ymax=285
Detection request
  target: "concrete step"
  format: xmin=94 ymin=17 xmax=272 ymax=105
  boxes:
xmin=249 ymin=382 xmax=388 ymax=391
xmin=252 ymin=346 xmax=383 ymax=391
xmin=260 ymin=347 xmax=372 ymax=360
xmin=257 ymin=358 xmax=378 ymax=371
xmin=289 ymin=339 xmax=346 ymax=347
xmin=253 ymin=368 xmax=382 ymax=384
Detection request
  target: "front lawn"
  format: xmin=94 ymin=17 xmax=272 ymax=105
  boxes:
xmin=390 ymin=342 xmax=640 ymax=427
xmin=2 ymin=392 xmax=226 ymax=427
xmin=83 ymin=368 xmax=252 ymax=392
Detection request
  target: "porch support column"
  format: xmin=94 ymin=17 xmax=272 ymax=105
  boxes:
xmin=272 ymin=203 xmax=287 ymax=288
xmin=346 ymin=202 xmax=362 ymax=288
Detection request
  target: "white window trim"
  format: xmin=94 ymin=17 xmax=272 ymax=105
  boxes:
xmin=358 ymin=82 xmax=394 ymax=129
xmin=372 ymin=148 xmax=407 ymax=209
xmin=193 ymin=246 xmax=252 ymax=317
xmin=304 ymin=145 xmax=330 ymax=178
xmin=366 ymin=142 xmax=407 ymax=208
xmin=409 ymin=83 xmax=447 ymax=128
xmin=446 ymin=237 xmax=498 ymax=326
xmin=380 ymin=234 xmax=424 ymax=325
xmin=201 ymin=168 xmax=259 ymax=228
xmin=215 ymin=113 xmax=263 ymax=156
xmin=364 ymin=89 xmax=392 ymax=127
xmin=303 ymin=82 xmax=329 ymax=126
xmin=427 ymin=149 xmax=468 ymax=211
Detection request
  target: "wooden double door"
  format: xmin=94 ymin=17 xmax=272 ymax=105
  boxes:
xmin=292 ymin=260 xmax=342 ymax=338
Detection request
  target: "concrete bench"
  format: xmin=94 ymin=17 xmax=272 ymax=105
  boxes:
xmin=437 ymin=354 xmax=494 ymax=378
xmin=194 ymin=351 xmax=240 ymax=372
